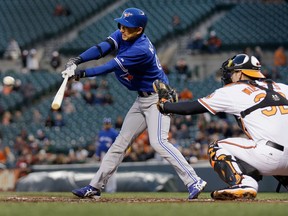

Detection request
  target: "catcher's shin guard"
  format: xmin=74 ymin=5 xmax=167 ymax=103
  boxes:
xmin=208 ymin=141 xmax=243 ymax=186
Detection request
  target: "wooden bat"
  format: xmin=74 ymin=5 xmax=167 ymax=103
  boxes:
xmin=51 ymin=74 xmax=69 ymax=110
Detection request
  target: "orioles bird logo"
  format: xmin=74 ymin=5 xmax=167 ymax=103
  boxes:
xmin=205 ymin=92 xmax=215 ymax=99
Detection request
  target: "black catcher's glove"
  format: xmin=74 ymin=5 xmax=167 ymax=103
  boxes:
xmin=153 ymin=79 xmax=178 ymax=114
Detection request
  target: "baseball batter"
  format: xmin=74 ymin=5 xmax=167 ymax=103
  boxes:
xmin=156 ymin=54 xmax=288 ymax=200
xmin=64 ymin=8 xmax=206 ymax=199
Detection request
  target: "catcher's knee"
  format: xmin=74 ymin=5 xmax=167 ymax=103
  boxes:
xmin=236 ymin=158 xmax=262 ymax=182
xmin=208 ymin=141 xmax=243 ymax=186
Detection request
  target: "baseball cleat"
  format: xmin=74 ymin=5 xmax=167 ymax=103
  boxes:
xmin=211 ymin=185 xmax=257 ymax=200
xmin=188 ymin=179 xmax=207 ymax=199
xmin=72 ymin=185 xmax=101 ymax=199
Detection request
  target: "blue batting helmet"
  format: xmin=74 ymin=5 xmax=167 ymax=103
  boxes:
xmin=114 ymin=8 xmax=148 ymax=28
xmin=103 ymin=117 xmax=112 ymax=124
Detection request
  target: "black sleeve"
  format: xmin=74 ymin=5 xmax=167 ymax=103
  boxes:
xmin=163 ymin=100 xmax=208 ymax=115
xmin=105 ymin=38 xmax=115 ymax=50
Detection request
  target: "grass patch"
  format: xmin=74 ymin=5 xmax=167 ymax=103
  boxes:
xmin=0 ymin=192 xmax=287 ymax=216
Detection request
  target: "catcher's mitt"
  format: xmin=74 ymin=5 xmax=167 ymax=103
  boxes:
xmin=153 ymin=79 xmax=178 ymax=114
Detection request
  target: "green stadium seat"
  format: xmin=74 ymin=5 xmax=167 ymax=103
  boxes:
xmin=211 ymin=2 xmax=288 ymax=50
xmin=60 ymin=0 xmax=217 ymax=53
xmin=0 ymin=0 xmax=115 ymax=55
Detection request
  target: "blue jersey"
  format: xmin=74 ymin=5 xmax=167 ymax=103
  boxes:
xmin=83 ymin=30 xmax=168 ymax=92
xmin=95 ymin=128 xmax=118 ymax=158
xmin=109 ymin=30 xmax=168 ymax=92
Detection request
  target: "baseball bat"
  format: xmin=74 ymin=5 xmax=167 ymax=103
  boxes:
xmin=51 ymin=74 xmax=69 ymax=110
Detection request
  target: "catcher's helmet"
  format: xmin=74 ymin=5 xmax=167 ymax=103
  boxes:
xmin=221 ymin=54 xmax=265 ymax=85
xmin=114 ymin=8 xmax=147 ymax=29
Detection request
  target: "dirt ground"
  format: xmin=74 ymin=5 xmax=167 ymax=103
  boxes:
xmin=2 ymin=196 xmax=288 ymax=203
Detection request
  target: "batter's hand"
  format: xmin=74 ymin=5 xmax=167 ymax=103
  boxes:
xmin=74 ymin=70 xmax=86 ymax=81
xmin=61 ymin=65 xmax=76 ymax=79
xmin=65 ymin=56 xmax=82 ymax=70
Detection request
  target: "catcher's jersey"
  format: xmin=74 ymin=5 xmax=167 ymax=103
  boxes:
xmin=108 ymin=30 xmax=168 ymax=92
xmin=199 ymin=80 xmax=288 ymax=146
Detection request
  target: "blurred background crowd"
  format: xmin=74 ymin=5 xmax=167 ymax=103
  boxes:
xmin=0 ymin=0 xmax=287 ymax=170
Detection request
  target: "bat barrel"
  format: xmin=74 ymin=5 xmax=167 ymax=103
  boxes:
xmin=51 ymin=75 xmax=69 ymax=110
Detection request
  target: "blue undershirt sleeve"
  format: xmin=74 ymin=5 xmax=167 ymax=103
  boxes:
xmin=79 ymin=41 xmax=112 ymax=62
xmin=84 ymin=59 xmax=118 ymax=77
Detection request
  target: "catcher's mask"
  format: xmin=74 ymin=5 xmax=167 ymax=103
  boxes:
xmin=220 ymin=54 xmax=265 ymax=85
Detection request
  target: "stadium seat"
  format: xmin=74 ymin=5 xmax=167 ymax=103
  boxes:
xmin=211 ymin=2 xmax=288 ymax=50
xmin=0 ymin=0 xmax=115 ymax=55
xmin=60 ymin=0 xmax=217 ymax=53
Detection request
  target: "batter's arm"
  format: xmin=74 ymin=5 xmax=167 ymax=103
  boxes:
xmin=80 ymin=38 xmax=116 ymax=62
xmin=162 ymin=100 xmax=208 ymax=115
xmin=74 ymin=58 xmax=118 ymax=78
xmin=65 ymin=38 xmax=115 ymax=69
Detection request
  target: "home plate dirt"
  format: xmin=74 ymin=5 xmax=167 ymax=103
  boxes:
xmin=2 ymin=196 xmax=288 ymax=203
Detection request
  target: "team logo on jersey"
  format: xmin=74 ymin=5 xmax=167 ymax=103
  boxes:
xmin=205 ymin=92 xmax=215 ymax=99
xmin=120 ymin=72 xmax=133 ymax=82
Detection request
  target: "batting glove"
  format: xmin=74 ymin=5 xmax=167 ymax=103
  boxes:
xmin=61 ymin=64 xmax=77 ymax=79
xmin=74 ymin=70 xmax=86 ymax=81
xmin=65 ymin=56 xmax=82 ymax=69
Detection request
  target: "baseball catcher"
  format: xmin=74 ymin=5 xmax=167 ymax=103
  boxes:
xmin=155 ymin=53 xmax=288 ymax=200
